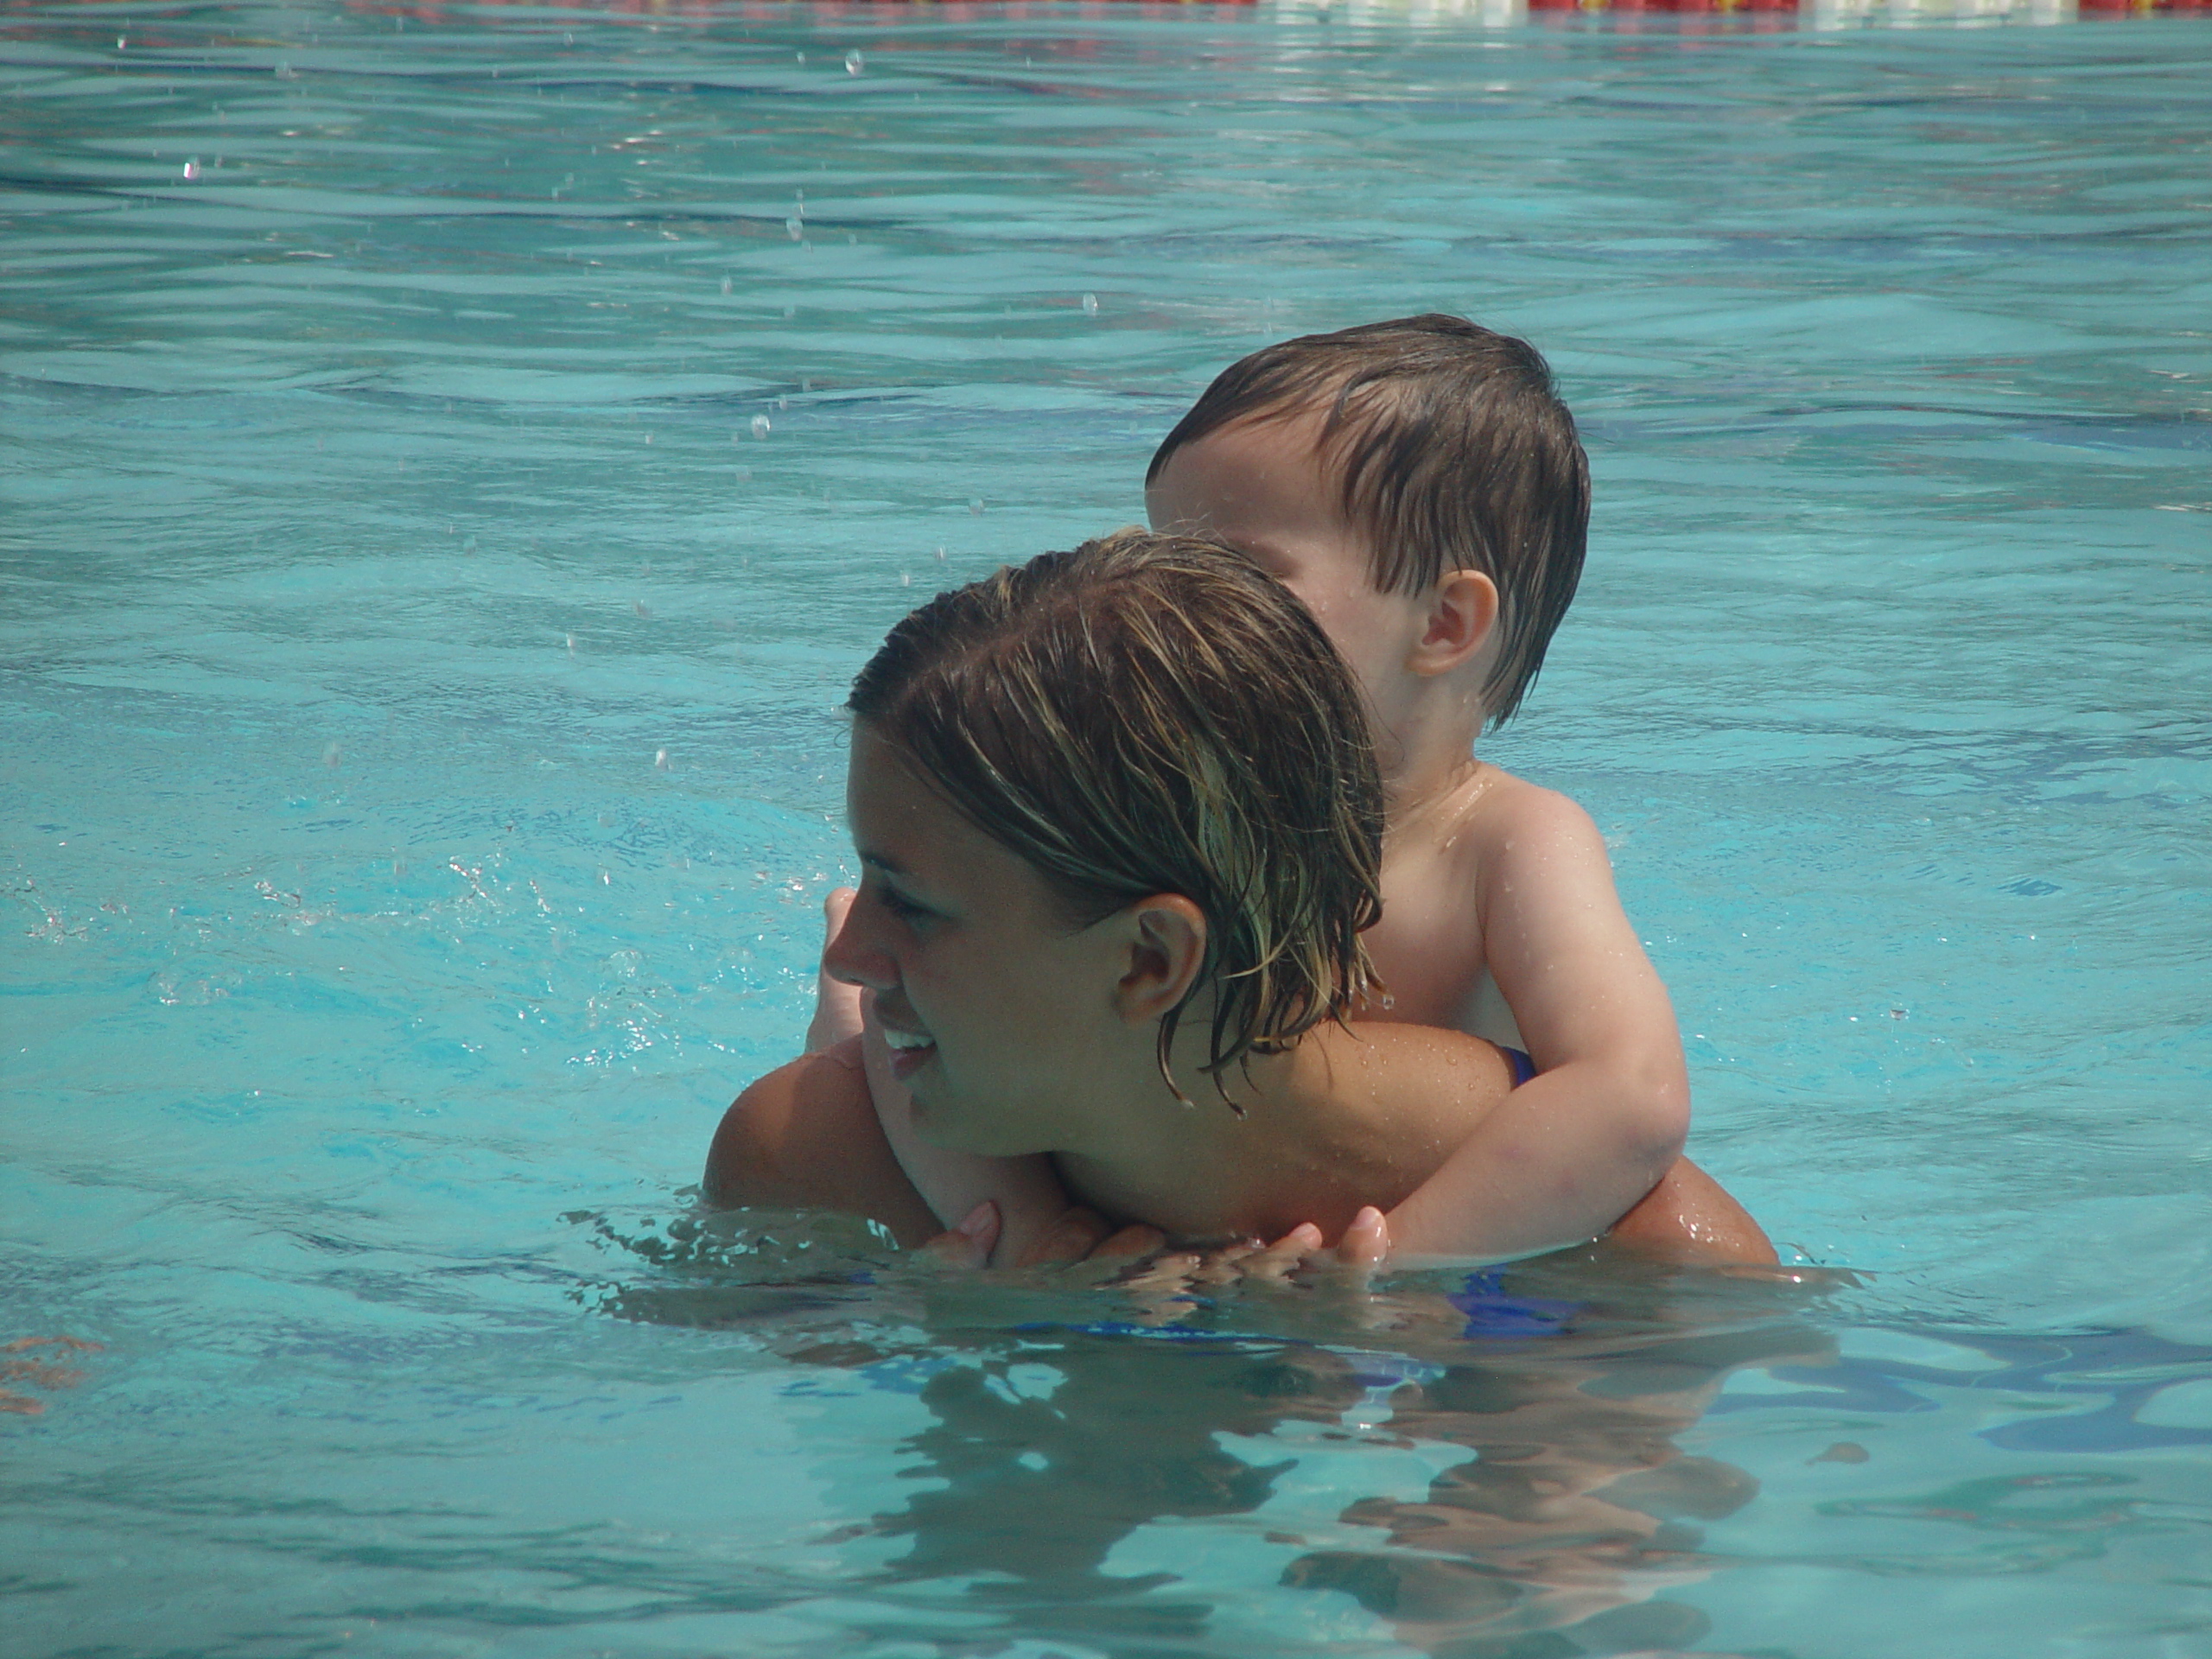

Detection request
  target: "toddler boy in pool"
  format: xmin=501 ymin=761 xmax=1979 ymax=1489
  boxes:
xmin=799 ymin=315 xmax=1700 ymax=1265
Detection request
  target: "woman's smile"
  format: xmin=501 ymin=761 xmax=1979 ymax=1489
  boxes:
xmin=822 ymin=721 xmax=1126 ymax=1156
xmin=877 ymin=1015 xmax=938 ymax=1081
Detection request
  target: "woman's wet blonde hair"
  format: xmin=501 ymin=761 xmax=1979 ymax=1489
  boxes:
xmin=849 ymin=528 xmax=1382 ymax=1107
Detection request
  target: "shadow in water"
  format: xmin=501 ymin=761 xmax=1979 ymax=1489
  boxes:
xmin=582 ymin=1212 xmax=2212 ymax=1658
xmin=858 ymin=1251 xmax=1834 ymax=1659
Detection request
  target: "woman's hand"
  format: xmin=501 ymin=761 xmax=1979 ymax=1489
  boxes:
xmin=1103 ymin=1209 xmax=1398 ymax=1323
xmin=921 ymin=1201 xmax=1165 ymax=1270
xmin=918 ymin=1203 xmax=1395 ymax=1335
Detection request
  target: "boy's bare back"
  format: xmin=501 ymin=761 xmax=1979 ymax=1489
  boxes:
xmin=734 ymin=316 xmax=1763 ymax=1268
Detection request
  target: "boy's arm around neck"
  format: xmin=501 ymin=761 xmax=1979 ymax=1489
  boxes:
xmin=1383 ymin=783 xmax=1694 ymax=1258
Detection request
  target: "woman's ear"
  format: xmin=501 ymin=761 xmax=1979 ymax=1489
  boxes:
xmin=1112 ymin=895 xmax=1209 ymax=1027
xmin=1408 ymin=569 xmax=1500 ymax=678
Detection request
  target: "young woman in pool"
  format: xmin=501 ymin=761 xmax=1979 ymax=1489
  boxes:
xmin=703 ymin=531 xmax=1770 ymax=1268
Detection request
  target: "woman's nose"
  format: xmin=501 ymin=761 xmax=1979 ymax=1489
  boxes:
xmin=820 ymin=887 xmax=898 ymax=992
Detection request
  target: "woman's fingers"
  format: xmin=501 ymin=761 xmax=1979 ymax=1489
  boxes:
xmin=1117 ymin=1250 xmax=1202 ymax=1296
xmin=1187 ymin=1239 xmax=1261 ymax=1285
xmin=924 ymin=1205 xmax=1175 ymax=1276
xmin=919 ymin=1200 xmax=1001 ymax=1269
xmin=1012 ymin=1206 xmax=1113 ymax=1268
xmin=1335 ymin=1206 xmax=1392 ymax=1268
xmin=1236 ymin=1224 xmax=1324 ymax=1284
xmin=1088 ymin=1224 xmax=1167 ymax=1261
xmin=1116 ymin=1250 xmax=1205 ymax=1324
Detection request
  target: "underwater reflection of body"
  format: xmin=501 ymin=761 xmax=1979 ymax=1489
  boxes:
xmin=588 ymin=1208 xmax=2212 ymax=1654
xmin=861 ymin=1254 xmax=1833 ymax=1659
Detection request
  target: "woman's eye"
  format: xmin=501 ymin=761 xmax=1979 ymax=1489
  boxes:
xmin=878 ymin=887 xmax=929 ymax=922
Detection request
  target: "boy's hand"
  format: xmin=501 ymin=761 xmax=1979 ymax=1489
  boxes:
xmin=803 ymin=887 xmax=868 ymax=1054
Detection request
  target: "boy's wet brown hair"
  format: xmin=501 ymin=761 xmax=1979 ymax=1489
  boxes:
xmin=1147 ymin=314 xmax=1590 ymax=726
xmin=848 ymin=528 xmax=1382 ymax=1107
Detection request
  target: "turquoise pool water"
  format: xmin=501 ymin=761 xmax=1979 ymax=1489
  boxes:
xmin=6 ymin=4 xmax=2210 ymax=1655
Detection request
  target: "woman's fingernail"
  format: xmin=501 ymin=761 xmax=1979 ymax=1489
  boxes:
xmin=957 ymin=1201 xmax=996 ymax=1239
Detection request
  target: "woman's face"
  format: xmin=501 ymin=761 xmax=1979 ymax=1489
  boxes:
xmin=822 ymin=723 xmax=1132 ymax=1157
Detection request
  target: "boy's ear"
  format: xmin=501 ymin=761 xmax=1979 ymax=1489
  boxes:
xmin=1408 ymin=570 xmax=1500 ymax=678
xmin=1111 ymin=895 xmax=1209 ymax=1027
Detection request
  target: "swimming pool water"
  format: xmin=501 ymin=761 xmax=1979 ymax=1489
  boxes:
xmin=5 ymin=4 xmax=2209 ymax=1656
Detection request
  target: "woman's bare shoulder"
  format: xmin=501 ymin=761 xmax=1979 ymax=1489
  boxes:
xmin=702 ymin=1040 xmax=941 ymax=1246
xmin=1607 ymin=1157 xmax=1777 ymax=1266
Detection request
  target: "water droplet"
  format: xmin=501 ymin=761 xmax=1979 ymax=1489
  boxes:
xmin=181 ymin=158 xmax=200 ymax=181
xmin=844 ymin=49 xmax=863 ymax=74
xmin=899 ymin=571 xmax=911 ymax=587
xmin=565 ymin=633 xmax=576 ymax=655
xmin=462 ymin=534 xmax=478 ymax=551
xmin=597 ymin=868 xmax=612 ymax=886
xmin=801 ymin=377 xmax=811 ymax=392
xmin=632 ymin=600 xmax=652 ymax=619
xmin=795 ymin=49 xmax=805 ymax=62
xmin=751 ymin=414 xmax=771 ymax=438
xmin=322 ymin=741 xmax=342 ymax=767
xmin=783 ymin=304 xmax=796 ymax=319
xmin=969 ymin=498 xmax=984 ymax=515
xmin=1378 ymin=992 xmax=1396 ymax=1011
xmin=935 ymin=545 xmax=946 ymax=560
xmin=720 ymin=274 xmax=732 ymax=296
xmin=653 ymin=749 xmax=671 ymax=772
xmin=1081 ymin=292 xmax=1098 ymax=315
xmin=564 ymin=30 xmax=574 ymax=43
xmin=116 ymin=35 xmax=125 ymax=48
xmin=785 ymin=217 xmax=802 ymax=241
xmin=275 ymin=60 xmax=296 ymax=79
xmin=776 ymin=395 xmax=788 ymax=410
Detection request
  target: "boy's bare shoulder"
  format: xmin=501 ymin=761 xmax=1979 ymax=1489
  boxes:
xmin=1455 ymin=764 xmax=1610 ymax=869
xmin=702 ymin=1040 xmax=940 ymax=1244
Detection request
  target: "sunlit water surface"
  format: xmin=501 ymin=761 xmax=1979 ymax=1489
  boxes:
xmin=4 ymin=3 xmax=2209 ymax=1656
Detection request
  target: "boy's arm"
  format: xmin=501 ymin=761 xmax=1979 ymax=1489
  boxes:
xmin=702 ymin=1038 xmax=943 ymax=1244
xmin=1383 ymin=789 xmax=1691 ymax=1258
xmin=855 ymin=995 xmax=1082 ymax=1268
